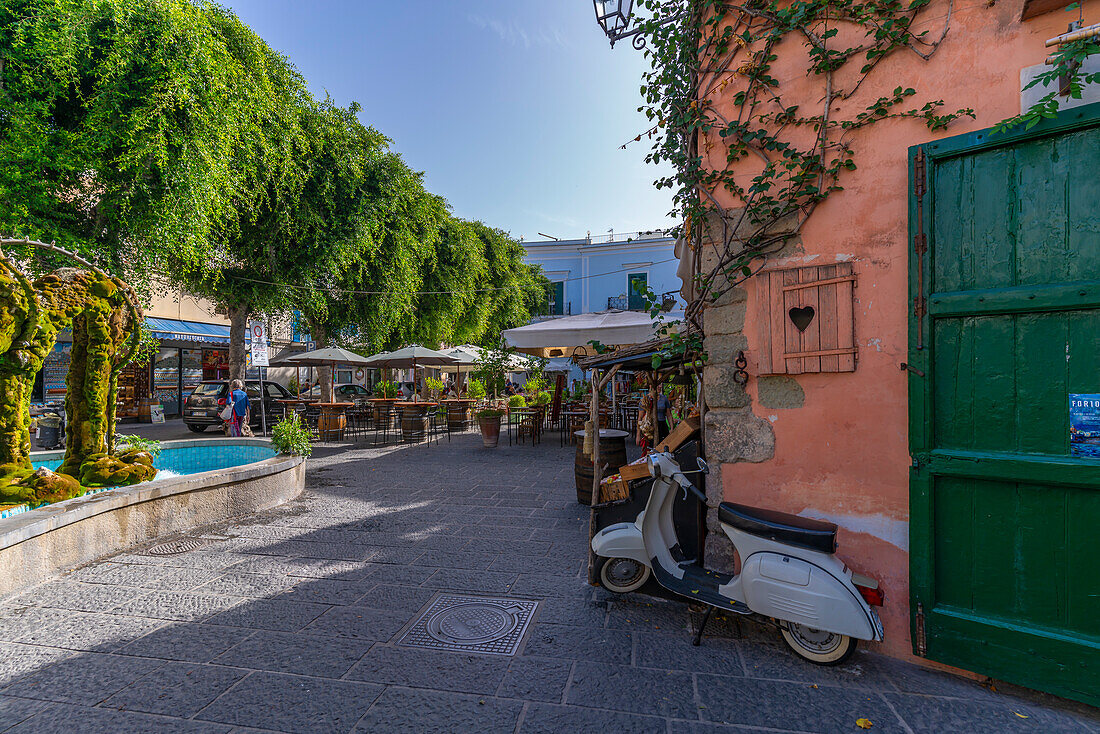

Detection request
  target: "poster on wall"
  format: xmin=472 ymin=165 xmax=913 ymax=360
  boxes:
xmin=1069 ymin=394 xmax=1100 ymax=458
xmin=43 ymin=343 xmax=71 ymax=400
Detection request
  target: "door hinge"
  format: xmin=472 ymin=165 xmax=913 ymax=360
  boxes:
xmin=914 ymin=601 xmax=927 ymax=656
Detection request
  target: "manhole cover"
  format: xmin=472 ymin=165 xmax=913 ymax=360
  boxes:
xmin=397 ymin=595 xmax=538 ymax=656
xmin=142 ymin=538 xmax=208 ymax=556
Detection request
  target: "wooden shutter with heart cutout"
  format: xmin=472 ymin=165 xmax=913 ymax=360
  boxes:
xmin=755 ymin=263 xmax=857 ymax=375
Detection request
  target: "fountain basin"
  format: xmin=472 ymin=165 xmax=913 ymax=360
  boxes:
xmin=0 ymin=438 xmax=304 ymax=599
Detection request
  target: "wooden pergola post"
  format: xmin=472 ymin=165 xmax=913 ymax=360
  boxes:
xmin=588 ymin=364 xmax=621 ymax=500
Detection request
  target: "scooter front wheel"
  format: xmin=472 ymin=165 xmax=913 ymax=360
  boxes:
xmin=780 ymin=622 xmax=857 ymax=665
xmin=596 ymin=556 xmax=651 ymax=594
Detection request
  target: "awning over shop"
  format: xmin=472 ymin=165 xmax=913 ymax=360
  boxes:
xmin=502 ymin=310 xmax=679 ymax=358
xmin=146 ymin=317 xmax=231 ymax=345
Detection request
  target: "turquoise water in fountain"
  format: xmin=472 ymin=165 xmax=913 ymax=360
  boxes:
xmin=32 ymin=442 xmax=277 ymax=476
xmin=0 ymin=442 xmax=280 ymax=520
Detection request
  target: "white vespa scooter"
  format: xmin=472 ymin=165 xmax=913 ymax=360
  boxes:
xmin=591 ymin=451 xmax=884 ymax=664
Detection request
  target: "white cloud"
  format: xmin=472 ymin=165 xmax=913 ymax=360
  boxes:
xmin=468 ymin=14 xmax=568 ymax=48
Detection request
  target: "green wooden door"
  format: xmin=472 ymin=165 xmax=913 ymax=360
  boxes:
xmin=909 ymin=103 xmax=1100 ymax=706
xmin=628 ymin=273 xmax=647 ymax=310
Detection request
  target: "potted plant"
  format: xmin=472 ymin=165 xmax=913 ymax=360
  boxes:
xmin=425 ymin=376 xmax=444 ymax=401
xmin=475 ymin=404 xmax=505 ymax=447
xmin=375 ymin=380 xmax=399 ymax=399
xmin=466 ymin=378 xmax=486 ymax=400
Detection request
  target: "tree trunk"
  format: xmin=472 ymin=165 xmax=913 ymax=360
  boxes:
xmin=309 ymin=320 xmax=332 ymax=403
xmin=227 ymin=304 xmax=249 ymax=381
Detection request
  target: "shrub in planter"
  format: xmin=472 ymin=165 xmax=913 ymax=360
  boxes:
xmin=508 ymin=395 xmax=527 ymax=408
xmin=475 ymin=406 xmax=504 ymax=448
xmin=272 ymin=415 xmax=312 ymax=456
xmin=534 ymin=391 xmax=551 ymax=406
xmin=466 ymin=379 xmax=486 ymax=399
xmin=375 ymin=380 xmax=399 ymax=398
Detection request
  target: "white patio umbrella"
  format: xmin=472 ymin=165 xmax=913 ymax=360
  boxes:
xmin=439 ymin=346 xmax=480 ymax=397
xmin=364 ymin=345 xmax=457 ymax=398
xmin=281 ymin=346 xmax=373 ymax=400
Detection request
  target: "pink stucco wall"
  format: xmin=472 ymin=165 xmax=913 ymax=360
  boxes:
xmin=706 ymin=1 xmax=1089 ymax=662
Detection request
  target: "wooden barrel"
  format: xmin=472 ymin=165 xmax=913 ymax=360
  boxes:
xmin=319 ymin=412 xmax=346 ymax=440
xmin=574 ymin=429 xmax=629 ymax=505
xmin=137 ymin=398 xmax=155 ymax=423
xmin=401 ymin=407 xmax=428 ymax=442
xmin=446 ymin=403 xmax=469 ymax=430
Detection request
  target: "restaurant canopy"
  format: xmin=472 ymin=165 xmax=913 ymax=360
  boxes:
xmin=502 ymin=309 xmax=677 ymax=358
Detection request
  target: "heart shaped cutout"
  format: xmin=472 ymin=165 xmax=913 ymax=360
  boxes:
xmin=788 ymin=306 xmax=815 ymax=333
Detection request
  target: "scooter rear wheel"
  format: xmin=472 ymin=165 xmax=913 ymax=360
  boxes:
xmin=596 ymin=556 xmax=651 ymax=594
xmin=780 ymin=622 xmax=857 ymax=665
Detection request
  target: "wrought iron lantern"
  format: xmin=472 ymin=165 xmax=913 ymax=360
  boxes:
xmin=593 ymin=0 xmax=679 ymax=50
xmin=593 ymin=0 xmax=642 ymax=48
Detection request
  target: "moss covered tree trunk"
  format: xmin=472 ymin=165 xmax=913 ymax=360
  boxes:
xmin=0 ymin=265 xmax=153 ymax=502
xmin=58 ymin=301 xmax=117 ymax=476
xmin=0 ymin=260 xmax=50 ymax=470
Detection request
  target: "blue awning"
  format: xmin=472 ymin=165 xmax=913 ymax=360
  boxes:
xmin=146 ymin=317 xmax=231 ymax=345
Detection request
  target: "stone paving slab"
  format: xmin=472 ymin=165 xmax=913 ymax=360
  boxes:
xmin=0 ymin=432 xmax=1095 ymax=733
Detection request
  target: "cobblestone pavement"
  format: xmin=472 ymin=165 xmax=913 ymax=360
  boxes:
xmin=0 ymin=432 xmax=1097 ymax=733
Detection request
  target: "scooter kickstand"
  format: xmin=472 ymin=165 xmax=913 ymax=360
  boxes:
xmin=692 ymin=607 xmax=714 ymax=647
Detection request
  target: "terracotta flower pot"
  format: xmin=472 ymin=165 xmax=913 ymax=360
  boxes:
xmin=478 ymin=415 xmax=501 ymax=448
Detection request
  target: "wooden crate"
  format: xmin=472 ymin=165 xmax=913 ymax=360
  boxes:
xmin=593 ymin=475 xmax=631 ymax=507
xmin=655 ymin=415 xmax=701 ymax=453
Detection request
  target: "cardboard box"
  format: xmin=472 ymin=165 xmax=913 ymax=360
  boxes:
xmin=655 ymin=415 xmax=701 ymax=453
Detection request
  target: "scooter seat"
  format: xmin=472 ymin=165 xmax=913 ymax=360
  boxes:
xmin=718 ymin=502 xmax=837 ymax=554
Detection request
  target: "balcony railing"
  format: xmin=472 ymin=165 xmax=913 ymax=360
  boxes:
xmin=533 ymin=302 xmax=572 ymax=319
xmin=608 ymin=291 xmax=681 ymax=312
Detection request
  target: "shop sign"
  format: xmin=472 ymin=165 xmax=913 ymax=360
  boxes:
xmin=249 ymin=320 xmax=269 ymax=367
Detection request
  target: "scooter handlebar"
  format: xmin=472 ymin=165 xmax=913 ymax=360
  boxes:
xmin=675 ymin=473 xmax=707 ymax=503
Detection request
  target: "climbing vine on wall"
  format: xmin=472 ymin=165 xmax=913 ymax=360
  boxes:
xmin=630 ymin=0 xmax=974 ymax=343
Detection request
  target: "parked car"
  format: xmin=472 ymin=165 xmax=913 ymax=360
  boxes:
xmin=183 ymin=380 xmax=294 ymax=432
xmin=303 ymin=383 xmax=372 ymax=401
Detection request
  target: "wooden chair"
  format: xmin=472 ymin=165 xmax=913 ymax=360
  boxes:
xmin=516 ymin=409 xmax=541 ymax=445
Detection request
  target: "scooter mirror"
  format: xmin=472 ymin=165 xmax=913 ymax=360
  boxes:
xmin=696 ymin=458 xmax=709 ymax=475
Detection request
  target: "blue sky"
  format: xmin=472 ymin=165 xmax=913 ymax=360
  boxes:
xmin=222 ymin=0 xmax=676 ymax=242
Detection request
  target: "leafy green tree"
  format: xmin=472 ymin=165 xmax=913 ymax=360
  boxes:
xmin=470 ymin=222 xmax=550 ymax=345
xmin=0 ymin=0 xmax=302 ymax=285
xmin=176 ymin=98 xmax=390 ymax=382
xmin=294 ymin=149 xmax=445 ymax=396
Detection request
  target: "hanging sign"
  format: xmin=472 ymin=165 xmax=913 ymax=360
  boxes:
xmin=249 ymin=320 xmax=269 ymax=367
xmin=1069 ymin=394 xmax=1100 ymax=458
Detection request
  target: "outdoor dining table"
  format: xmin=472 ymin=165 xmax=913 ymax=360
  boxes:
xmin=275 ymin=398 xmax=318 ymax=419
xmin=316 ymin=402 xmax=354 ymax=441
xmin=394 ymin=401 xmax=438 ymax=443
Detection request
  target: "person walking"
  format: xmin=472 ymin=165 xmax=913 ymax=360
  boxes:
xmin=226 ymin=379 xmax=250 ymax=437
xmin=655 ymin=390 xmax=672 ymax=442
